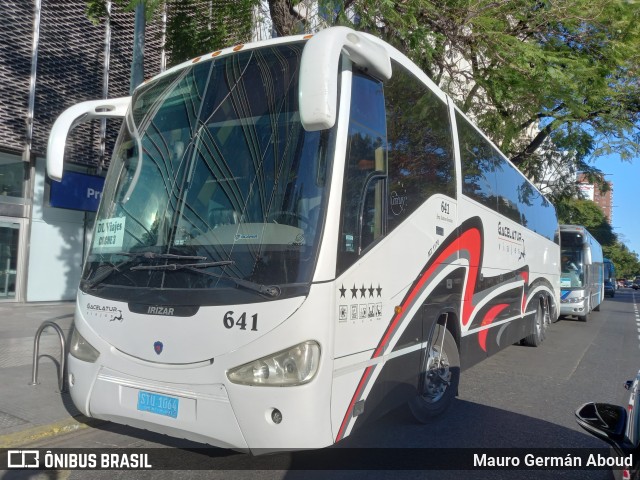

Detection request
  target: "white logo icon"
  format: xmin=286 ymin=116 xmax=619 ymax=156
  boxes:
xmin=7 ymin=450 xmax=40 ymax=468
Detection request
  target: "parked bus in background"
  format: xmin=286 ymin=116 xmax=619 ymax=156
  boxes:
xmin=559 ymin=225 xmax=604 ymax=321
xmin=46 ymin=27 xmax=560 ymax=453
xmin=603 ymin=257 xmax=616 ymax=291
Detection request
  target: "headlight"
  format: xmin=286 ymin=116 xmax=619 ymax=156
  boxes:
xmin=69 ymin=328 xmax=100 ymax=363
xmin=561 ymin=296 xmax=585 ymax=304
xmin=227 ymin=341 xmax=320 ymax=386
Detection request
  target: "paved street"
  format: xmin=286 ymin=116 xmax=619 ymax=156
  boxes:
xmin=1 ymin=290 xmax=639 ymax=479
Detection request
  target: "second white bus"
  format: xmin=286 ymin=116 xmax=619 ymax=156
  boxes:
xmin=559 ymin=225 xmax=604 ymax=321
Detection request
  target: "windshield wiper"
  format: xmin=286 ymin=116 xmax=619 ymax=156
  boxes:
xmin=226 ymin=277 xmax=281 ymax=298
xmin=82 ymin=252 xmax=212 ymax=289
xmin=82 ymin=259 xmax=134 ymax=289
xmin=116 ymin=252 xmax=208 ymax=261
xmin=131 ymin=260 xmax=234 ymax=271
xmin=131 ymin=260 xmax=278 ymax=297
xmin=132 ymin=260 xmax=279 ymax=297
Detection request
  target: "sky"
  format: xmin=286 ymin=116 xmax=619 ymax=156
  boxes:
xmin=595 ymin=154 xmax=640 ymax=257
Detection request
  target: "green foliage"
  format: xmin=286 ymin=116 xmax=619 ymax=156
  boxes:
xmin=85 ymin=0 xmax=257 ymax=65
xmin=164 ymin=0 xmax=256 ymax=65
xmin=603 ymin=242 xmax=640 ymax=280
xmin=346 ymin=0 xmax=640 ymax=198
xmin=556 ymin=197 xmax=616 ymax=246
xmin=86 ymin=1 xmax=640 ymax=263
xmin=86 ymin=0 xmax=161 ymax=23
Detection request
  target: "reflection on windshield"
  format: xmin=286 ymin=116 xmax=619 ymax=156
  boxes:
xmin=83 ymin=43 xmax=334 ymax=300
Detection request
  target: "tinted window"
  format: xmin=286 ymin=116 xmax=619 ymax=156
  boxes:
xmin=523 ymin=193 xmax=558 ymax=242
xmin=457 ymin=110 xmax=557 ymax=241
xmin=495 ymin=161 xmax=525 ymax=224
xmin=457 ymin=112 xmax=499 ymax=210
xmin=337 ymin=72 xmax=387 ymax=275
xmin=385 ymin=62 xmax=455 ymax=231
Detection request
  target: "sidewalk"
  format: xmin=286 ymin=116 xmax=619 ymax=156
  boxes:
xmin=0 ymin=301 xmax=97 ymax=447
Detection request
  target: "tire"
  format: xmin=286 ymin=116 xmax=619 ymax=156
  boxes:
xmin=578 ymin=299 xmax=589 ymax=322
xmin=523 ymin=301 xmax=546 ymax=347
xmin=409 ymin=326 xmax=460 ymax=422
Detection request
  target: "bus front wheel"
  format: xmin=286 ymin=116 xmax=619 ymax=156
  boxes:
xmin=409 ymin=327 xmax=460 ymax=422
xmin=578 ymin=300 xmax=589 ymax=322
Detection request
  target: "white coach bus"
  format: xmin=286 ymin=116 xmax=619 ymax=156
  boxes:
xmin=47 ymin=27 xmax=560 ymax=453
xmin=559 ymin=225 xmax=604 ymax=321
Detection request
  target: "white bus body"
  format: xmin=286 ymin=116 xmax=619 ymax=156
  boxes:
xmin=48 ymin=27 xmax=560 ymax=453
xmin=559 ymin=225 xmax=604 ymax=321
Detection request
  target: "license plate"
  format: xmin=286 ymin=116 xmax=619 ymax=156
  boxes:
xmin=137 ymin=391 xmax=179 ymax=418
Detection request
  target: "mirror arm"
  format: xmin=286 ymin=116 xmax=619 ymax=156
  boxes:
xmin=47 ymin=97 xmax=131 ymax=181
xmin=299 ymin=27 xmax=392 ymax=131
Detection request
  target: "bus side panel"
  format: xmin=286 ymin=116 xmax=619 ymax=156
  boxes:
xmin=331 ymin=195 xmax=459 ymax=440
xmin=380 ymin=270 xmax=465 ymax=417
xmin=457 ymin=197 xmax=559 ymax=366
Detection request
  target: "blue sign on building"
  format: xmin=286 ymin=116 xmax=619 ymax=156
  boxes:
xmin=49 ymin=171 xmax=105 ymax=212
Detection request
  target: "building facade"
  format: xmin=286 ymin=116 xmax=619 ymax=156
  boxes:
xmin=577 ymin=173 xmax=614 ymax=223
xmin=0 ymin=0 xmax=251 ymax=303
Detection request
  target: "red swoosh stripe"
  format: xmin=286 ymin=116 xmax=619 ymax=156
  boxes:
xmin=335 ymin=227 xmax=482 ymax=442
xmin=478 ymin=303 xmax=509 ymax=352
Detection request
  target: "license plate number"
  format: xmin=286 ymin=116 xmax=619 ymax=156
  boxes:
xmin=137 ymin=391 xmax=179 ymax=418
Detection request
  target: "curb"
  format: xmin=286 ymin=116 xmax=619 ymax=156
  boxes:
xmin=0 ymin=416 xmax=106 ymax=448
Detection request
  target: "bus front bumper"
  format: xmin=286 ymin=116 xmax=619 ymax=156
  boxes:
xmin=67 ymin=356 xmax=249 ymax=451
xmin=559 ymin=298 xmax=587 ymax=316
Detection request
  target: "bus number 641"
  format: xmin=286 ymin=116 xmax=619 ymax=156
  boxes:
xmin=223 ymin=311 xmax=258 ymax=331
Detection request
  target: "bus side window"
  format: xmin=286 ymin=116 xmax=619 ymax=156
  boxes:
xmin=457 ymin=111 xmax=499 ymax=212
xmin=337 ymin=72 xmax=387 ymax=275
xmin=384 ymin=61 xmax=455 ymax=233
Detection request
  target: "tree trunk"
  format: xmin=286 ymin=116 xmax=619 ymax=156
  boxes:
xmin=268 ymin=0 xmax=299 ymax=37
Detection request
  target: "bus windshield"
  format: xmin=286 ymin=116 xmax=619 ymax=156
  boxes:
xmin=82 ymin=43 xmax=334 ymax=303
xmin=560 ymin=247 xmax=583 ymax=288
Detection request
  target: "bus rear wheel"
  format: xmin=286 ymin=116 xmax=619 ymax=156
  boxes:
xmin=523 ymin=301 xmax=546 ymax=347
xmin=409 ymin=327 xmax=460 ymax=422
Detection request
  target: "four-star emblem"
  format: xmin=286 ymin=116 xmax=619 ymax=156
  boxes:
xmin=342 ymin=283 xmax=382 ymax=298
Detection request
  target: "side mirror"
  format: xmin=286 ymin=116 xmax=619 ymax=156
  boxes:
xmin=575 ymin=402 xmax=632 ymax=456
xmin=299 ymin=27 xmax=392 ymax=131
xmin=47 ymin=97 xmax=131 ymax=182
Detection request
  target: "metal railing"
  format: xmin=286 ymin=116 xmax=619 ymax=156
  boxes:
xmin=30 ymin=320 xmax=67 ymax=392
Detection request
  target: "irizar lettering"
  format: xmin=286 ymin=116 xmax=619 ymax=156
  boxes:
xmin=147 ymin=306 xmax=175 ymax=316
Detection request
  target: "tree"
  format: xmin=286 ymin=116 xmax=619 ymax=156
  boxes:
xmin=264 ymin=0 xmax=356 ymax=36
xmin=556 ymin=197 xmax=616 ymax=246
xmin=603 ymin=242 xmax=640 ymax=279
xmin=339 ymin=0 xmax=640 ymax=202
xmin=88 ymin=1 xmax=640 ymax=201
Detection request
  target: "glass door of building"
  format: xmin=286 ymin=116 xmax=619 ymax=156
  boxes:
xmin=0 ymin=219 xmax=21 ymax=300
